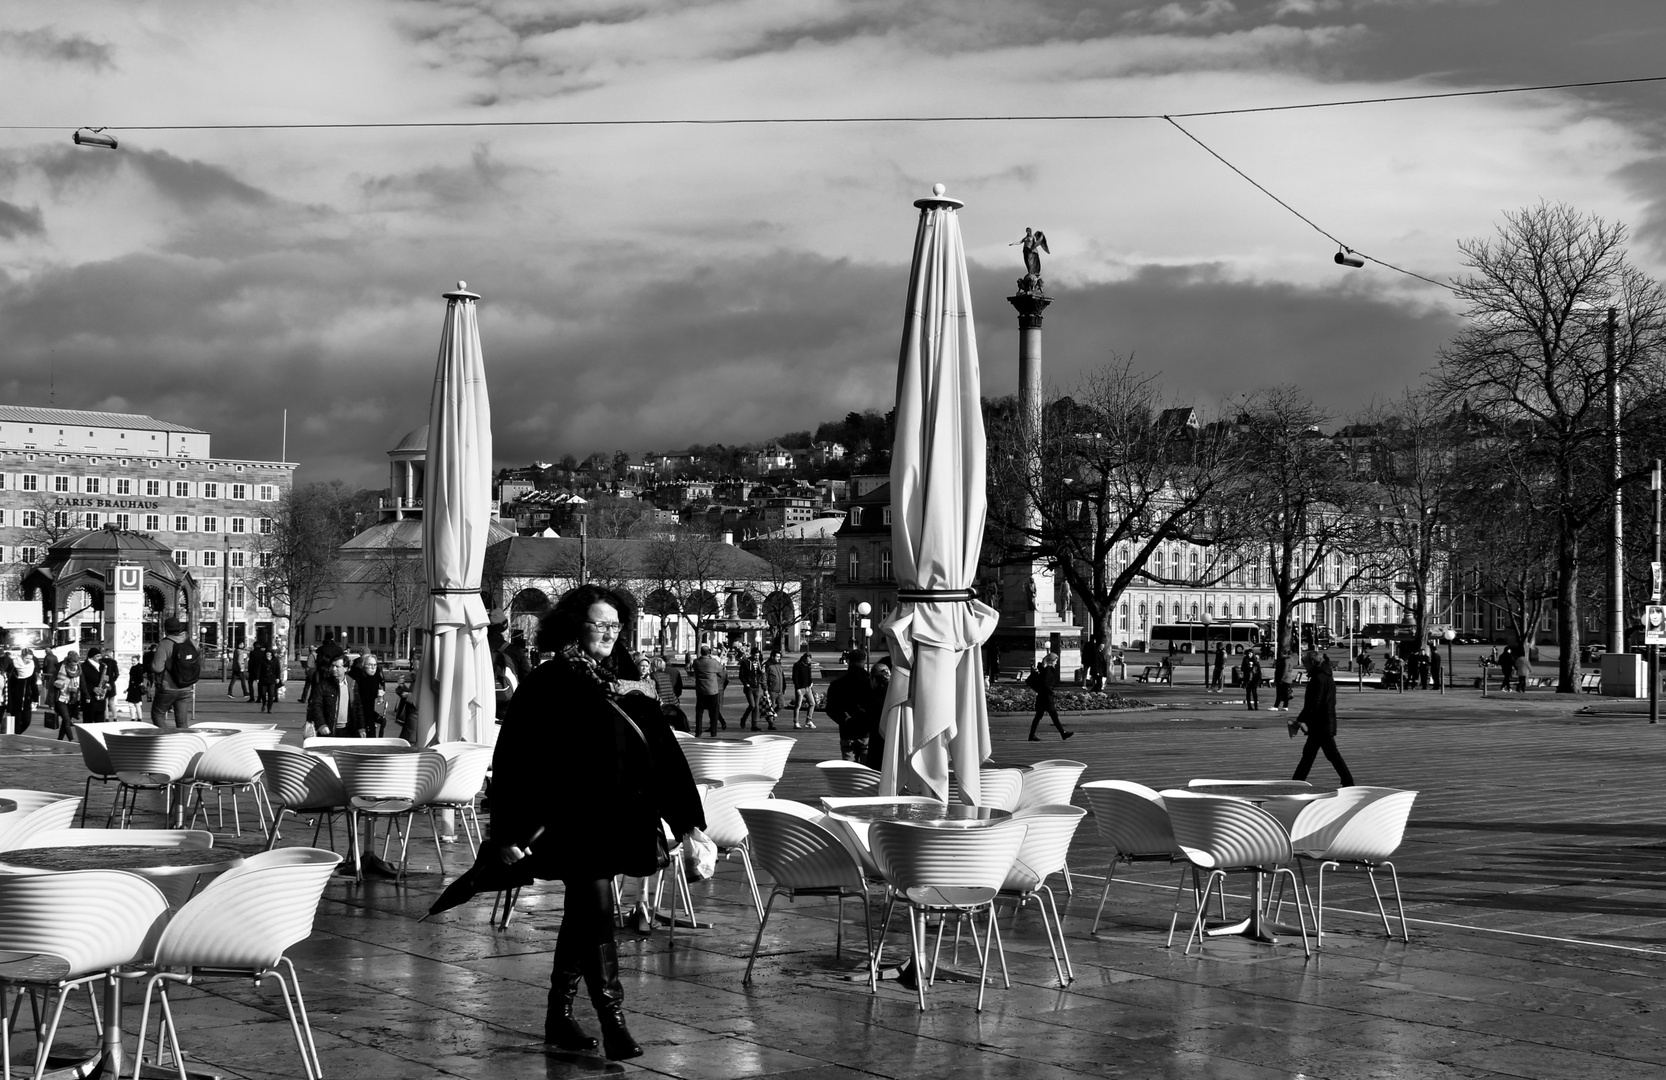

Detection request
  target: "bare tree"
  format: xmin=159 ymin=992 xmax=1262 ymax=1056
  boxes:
xmin=250 ymin=483 xmax=357 ymax=660
xmin=986 ymin=359 xmax=1250 ymax=665
xmin=1433 ymin=202 xmax=1666 ymax=691
xmin=362 ymin=548 xmax=425 ymax=659
xmin=639 ymin=535 xmax=733 ymax=649
xmin=1237 ymin=386 xmax=1393 ymax=654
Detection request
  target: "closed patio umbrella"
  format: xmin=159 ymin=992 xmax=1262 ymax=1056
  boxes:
xmin=876 ymin=186 xmax=999 ymax=805
xmin=415 ymin=282 xmax=497 ymax=747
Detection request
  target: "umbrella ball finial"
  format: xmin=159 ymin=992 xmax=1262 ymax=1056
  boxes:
xmin=458 ymin=280 xmax=467 ymax=290
xmin=932 ymin=183 xmax=946 ymax=196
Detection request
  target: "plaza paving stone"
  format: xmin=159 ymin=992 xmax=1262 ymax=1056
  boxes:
xmin=1 ymin=675 xmax=1664 ymax=1078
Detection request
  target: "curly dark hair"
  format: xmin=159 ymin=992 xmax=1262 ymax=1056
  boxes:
xmin=537 ymin=584 xmax=637 ymax=669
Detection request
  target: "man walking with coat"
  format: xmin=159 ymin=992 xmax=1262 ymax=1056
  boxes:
xmin=1290 ymin=652 xmax=1354 ymax=786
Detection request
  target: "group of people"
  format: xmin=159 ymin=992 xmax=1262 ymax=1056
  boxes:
xmin=300 ymin=632 xmax=406 ymax=738
xmin=653 ymin=644 xmax=821 ymax=737
xmin=221 ymin=640 xmax=289 ymax=711
xmin=0 ymin=640 xmax=123 ymax=737
xmin=823 ymin=647 xmax=890 ymax=764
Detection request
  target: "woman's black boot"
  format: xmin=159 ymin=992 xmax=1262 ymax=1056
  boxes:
xmin=545 ymin=939 xmax=597 ymax=1051
xmin=585 ymin=941 xmax=643 ymax=1060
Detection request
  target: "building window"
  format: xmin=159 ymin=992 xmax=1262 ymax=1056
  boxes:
xmin=229 ymin=550 xmax=245 ymax=568
xmin=114 ymin=478 xmax=131 ymax=495
xmin=1138 ymin=602 xmax=1147 ymax=628
xmin=113 ymin=514 xmax=131 ymax=530
xmin=144 ymin=514 xmax=160 ymax=531
xmin=53 ymin=511 xmax=71 ymax=528
xmin=228 ymin=584 xmax=246 ymax=609
xmin=847 ymin=547 xmax=859 ymax=581
xmin=1155 ymin=601 xmax=1165 ymax=621
xmin=1237 ymin=601 xmax=1245 ymax=618
xmin=21 ymin=547 xmax=38 ymax=564
xmin=82 ymin=512 xmax=99 ymax=529
xmin=202 ymin=550 xmax=217 ymax=568
xmin=258 ymin=485 xmax=275 ymax=501
xmin=1189 ymin=602 xmax=1199 ymax=620
xmin=21 ymin=474 xmax=37 ymax=491
xmin=848 ymin=507 xmax=862 ymax=527
xmin=256 ymin=585 xmax=271 ymax=608
xmin=1119 ymin=602 xmax=1129 ymax=630
xmin=257 ymin=552 xmax=274 ymax=568
xmin=202 ymin=516 xmax=219 ymax=533
xmin=53 ymin=475 xmax=70 ymax=492
xmin=230 ymin=517 xmax=246 ymax=534
xmin=84 ymin=477 xmax=101 ymax=494
xmin=202 ymin=482 xmax=219 ymax=499
xmin=174 ymin=516 xmax=191 ymax=532
xmin=173 ymin=550 xmax=189 ymax=566
xmin=879 ymin=548 xmax=892 ymax=579
xmin=174 ymin=481 xmax=190 ymax=498
xmin=881 ymin=507 xmax=892 ymax=526
xmin=145 ymin=479 xmax=161 ymax=497
xmin=258 ymin=518 xmax=272 ymax=535
xmin=231 ymin=483 xmax=247 ymax=500
xmin=20 ymin=510 xmax=37 ymax=528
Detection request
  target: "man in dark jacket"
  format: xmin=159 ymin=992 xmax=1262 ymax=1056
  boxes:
xmin=790 ymin=648 xmax=817 ymax=730
xmin=80 ymin=646 xmax=109 ymax=725
xmin=736 ymin=648 xmax=762 ymax=731
xmin=1290 ymin=652 xmax=1354 ymax=786
xmin=825 ymin=650 xmax=879 ymax=761
xmin=307 ymin=655 xmax=366 ymax=737
xmin=503 ymin=629 xmax=534 ymax=683
xmin=689 ymin=645 xmax=728 ymax=737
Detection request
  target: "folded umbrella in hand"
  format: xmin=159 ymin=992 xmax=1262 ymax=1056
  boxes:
xmin=1287 ymin=720 xmax=1304 ymax=739
xmin=423 ymin=827 xmax=543 ymax=921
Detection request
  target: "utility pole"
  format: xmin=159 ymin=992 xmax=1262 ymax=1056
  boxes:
xmin=220 ymin=532 xmax=231 ymax=678
xmin=578 ymin=513 xmax=589 ymax=586
xmin=1653 ymin=459 xmax=1661 ymax=725
xmin=1607 ymin=307 xmax=1624 ymax=655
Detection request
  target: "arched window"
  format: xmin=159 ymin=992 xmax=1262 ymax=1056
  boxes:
xmin=1189 ymin=551 xmax=1200 ymax=581
xmin=1138 ymin=602 xmax=1148 ymax=627
xmin=1252 ymin=601 xmax=1260 ymax=619
xmin=1155 ymin=601 xmax=1165 ymax=621
xmin=1236 ymin=601 xmax=1245 ymax=618
xmin=847 ymin=547 xmax=860 ymax=581
xmin=1251 ymin=564 xmax=1261 ymax=587
xmin=1205 ymin=599 xmax=1215 ymax=616
xmin=1169 ymin=550 xmax=1181 ymax=575
xmin=1189 ymin=601 xmax=1199 ymax=620
xmin=1119 ymin=602 xmax=1129 ymax=629
xmin=880 ymin=548 xmax=892 ymax=580
xmin=849 ymin=507 xmax=862 ymax=526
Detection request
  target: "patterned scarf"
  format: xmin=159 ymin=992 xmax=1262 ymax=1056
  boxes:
xmin=563 ymin=642 xmax=619 ymax=698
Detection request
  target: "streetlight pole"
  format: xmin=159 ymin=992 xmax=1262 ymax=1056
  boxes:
xmin=1607 ymin=307 xmax=1624 ymax=656
xmin=1652 ymin=459 xmax=1661 ymax=725
xmin=856 ymin=601 xmax=872 ymax=656
xmin=219 ymin=533 xmax=230 ymax=679
xmin=1442 ymin=627 xmax=1455 ymax=697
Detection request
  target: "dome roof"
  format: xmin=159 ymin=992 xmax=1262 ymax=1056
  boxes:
xmin=391 ymin=424 xmax=428 ymax=454
xmin=52 ymin=526 xmax=175 ymax=556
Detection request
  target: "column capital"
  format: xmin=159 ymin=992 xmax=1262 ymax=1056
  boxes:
xmin=1007 ymin=290 xmax=1051 ymax=328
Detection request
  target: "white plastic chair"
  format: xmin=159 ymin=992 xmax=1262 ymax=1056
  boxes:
xmin=1015 ymin=760 xmax=1087 ymax=892
xmin=1162 ymin=790 xmax=1311 ymax=957
xmin=302 ymin=736 xmax=410 ymax=751
xmin=72 ymin=723 xmax=151 ymax=826
xmin=736 ymin=801 xmax=873 ymax=982
xmin=679 ymin=740 xmax=773 ymax=783
xmin=189 ymin=722 xmax=279 ymax=733
xmin=948 ymin=769 xmax=1024 ymax=811
xmin=1081 ymin=780 xmax=1184 ymax=934
xmin=104 ymin=733 xmax=207 ymax=829
xmin=14 ymin=829 xmax=212 ymax=850
xmin=815 ymin=760 xmax=881 ymax=798
xmin=1187 ymin=779 xmax=1314 ymax=793
xmin=817 ymin=796 xmax=941 ymax=879
xmin=257 ymin=747 xmax=350 ymax=854
xmin=696 ymin=774 xmax=777 ymax=919
xmin=427 ymin=743 xmax=494 ymax=856
xmin=181 ymin=730 xmax=285 ymax=839
xmin=742 ymin=734 xmax=795 ymax=781
xmin=1286 ymin=787 xmax=1418 ymax=943
xmin=0 ymin=793 xmax=82 ymax=854
xmin=1000 ymin=805 xmax=1087 ymax=985
xmin=0 ymin=870 xmax=169 ymax=1080
xmin=129 ymin=851 xmax=344 ymax=1080
xmin=868 ymin=819 xmax=1028 ymax=1011
xmin=334 ymin=748 xmax=447 ymax=881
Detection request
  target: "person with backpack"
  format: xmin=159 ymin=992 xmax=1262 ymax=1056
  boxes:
xmin=149 ymin=616 xmax=202 ymax=729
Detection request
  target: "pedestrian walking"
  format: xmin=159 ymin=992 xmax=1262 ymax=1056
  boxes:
xmin=348 ymin=653 xmax=388 ymax=736
xmin=1428 ymin=641 xmax=1443 ymax=691
xmin=1210 ymin=642 xmax=1226 ymax=692
xmin=1240 ymin=650 xmax=1261 ymax=711
xmin=1272 ymin=647 xmax=1295 ymax=711
xmin=79 ymin=647 xmax=109 ymax=725
xmin=255 ymin=644 xmax=284 ymax=713
xmin=5 ymin=647 xmax=37 ymax=734
xmin=690 ymin=645 xmax=728 ymax=737
xmin=149 ymin=618 xmax=202 ymax=729
xmin=737 ymin=648 xmax=762 ymax=731
xmin=50 ymin=650 xmax=79 ymax=739
xmin=790 ymin=647 xmax=818 ymax=730
xmin=761 ymin=649 xmax=784 ymax=731
xmin=825 ymin=649 xmax=879 ymax=761
xmin=1290 ymin=651 xmax=1355 ymax=786
xmin=1513 ymin=646 xmax=1532 ymax=693
xmin=1026 ymin=653 xmax=1074 ymax=741
xmin=227 ymin=642 xmax=250 ymax=700
xmin=488 ymin=584 xmax=704 ymax=1061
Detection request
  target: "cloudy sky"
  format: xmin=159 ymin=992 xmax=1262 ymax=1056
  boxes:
xmin=1 ymin=0 xmax=1664 ymax=485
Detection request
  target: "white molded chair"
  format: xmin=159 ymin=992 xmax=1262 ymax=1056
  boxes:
xmin=1162 ymin=790 xmax=1312 ymax=957
xmin=257 ymin=748 xmax=350 ymax=854
xmin=302 ymin=736 xmax=410 ymax=751
xmin=1081 ymin=780 xmax=1183 ymax=934
xmin=14 ymin=829 xmax=212 ymax=850
xmin=0 ymin=870 xmax=169 ymax=1080
xmin=1286 ymin=787 xmax=1418 ymax=943
xmin=1016 ymin=760 xmax=1087 ymax=892
xmin=742 ymin=735 xmax=795 ymax=781
xmin=948 ymin=769 xmax=1024 ymax=812
xmin=679 ymin=740 xmax=773 ymax=783
xmin=815 ymin=760 xmax=881 ymax=798
xmin=130 ymin=851 xmax=344 ymax=1080
xmin=1187 ymin=779 xmax=1313 ymax=793
xmin=182 ymin=730 xmax=285 ymax=838
xmin=1000 ymin=805 xmax=1087 ymax=985
xmin=104 ymin=733 xmax=207 ymax=829
xmin=0 ymin=793 xmax=82 ymax=853
xmin=428 ymin=743 xmax=494 ymax=856
xmin=335 ymin=748 xmax=448 ymax=881
xmin=71 ymin=723 xmax=152 ymax=826
xmin=736 ymin=801 xmax=872 ymax=982
xmin=818 ymin=796 xmax=941 ymax=880
xmin=869 ymin=819 xmax=1028 ymax=1012
xmin=190 ymin=722 xmax=279 ymax=733
xmin=695 ymin=774 xmax=777 ymax=919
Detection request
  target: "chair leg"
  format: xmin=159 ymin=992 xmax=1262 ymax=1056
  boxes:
xmin=268 ymin=964 xmax=319 ymax=1080
xmin=737 ymin=845 xmax=763 ymax=922
xmin=743 ymin=890 xmax=780 ymax=984
xmin=1318 ymin=860 xmax=1334 ymax=941
xmin=426 ymin=809 xmax=447 ymax=877
xmin=1042 ymin=884 xmax=1073 ymax=984
xmin=860 ymin=885 xmax=874 ymax=958
xmin=1383 ymin=860 xmax=1409 ymax=941
xmin=156 ymin=983 xmax=188 ymax=1080
xmin=348 ymin=810 xmax=363 ymax=884
xmin=1165 ymin=862 xmax=1194 ymax=948
xmin=1092 ymin=858 xmax=1119 ymax=934
xmin=872 ymin=892 xmax=898 ymax=993
xmin=1275 ymin=867 xmax=1311 ymax=957
xmin=33 ymin=983 xmax=74 ymax=1080
xmin=1061 ymin=859 xmax=1074 ymax=896
xmin=81 ymin=776 xmax=94 ymax=827
xmin=907 ymin=908 xmax=928 ymax=1011
xmin=1185 ymin=872 xmax=1222 ymax=955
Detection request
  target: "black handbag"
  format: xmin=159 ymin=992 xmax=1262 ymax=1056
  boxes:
xmin=610 ymin=699 xmax=674 ymax=877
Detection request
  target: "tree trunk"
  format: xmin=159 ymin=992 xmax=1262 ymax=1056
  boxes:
xmin=1556 ymin=524 xmax=1579 ymax=693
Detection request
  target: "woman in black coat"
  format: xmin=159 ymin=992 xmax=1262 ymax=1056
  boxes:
xmin=490 ymin=584 xmax=703 ymax=1061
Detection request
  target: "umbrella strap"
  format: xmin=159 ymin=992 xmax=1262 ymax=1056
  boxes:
xmin=430 ymin=588 xmax=479 ymax=594
xmin=897 ymin=589 xmax=976 ymax=603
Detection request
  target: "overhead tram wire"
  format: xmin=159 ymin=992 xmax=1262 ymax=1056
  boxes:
xmin=13 ymin=73 xmax=1666 ymax=133
xmin=1162 ymin=116 xmax=1454 ymax=292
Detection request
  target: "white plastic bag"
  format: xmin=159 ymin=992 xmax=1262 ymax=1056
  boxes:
xmin=681 ymin=827 xmax=717 ymax=882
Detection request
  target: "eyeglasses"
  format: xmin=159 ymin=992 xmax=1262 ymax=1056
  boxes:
xmin=584 ymin=621 xmax=622 ymax=634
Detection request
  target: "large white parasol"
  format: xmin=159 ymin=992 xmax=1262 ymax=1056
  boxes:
xmin=415 ymin=281 xmax=497 ymax=746
xmin=876 ymin=186 xmax=1000 ymax=804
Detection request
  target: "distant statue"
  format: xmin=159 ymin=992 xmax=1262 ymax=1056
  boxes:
xmin=1025 ymin=577 xmax=1037 ymax=611
xmin=1011 ymin=227 xmax=1049 ymax=294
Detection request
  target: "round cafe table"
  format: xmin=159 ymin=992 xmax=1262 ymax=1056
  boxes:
xmin=0 ymin=845 xmax=244 ymax=1080
xmin=830 ymin=802 xmax=1012 ymax=828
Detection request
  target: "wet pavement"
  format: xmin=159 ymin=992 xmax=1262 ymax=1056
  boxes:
xmin=2 ymin=679 xmax=1664 ymax=1078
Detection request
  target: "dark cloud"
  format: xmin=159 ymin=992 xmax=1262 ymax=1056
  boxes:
xmin=29 ymin=145 xmax=273 ymax=209
xmin=0 ymin=27 xmax=113 ymax=70
xmin=0 ymin=199 xmax=44 ymax=239
xmin=359 ymin=145 xmax=528 ymax=205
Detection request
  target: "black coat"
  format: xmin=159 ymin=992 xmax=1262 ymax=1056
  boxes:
xmin=490 ymin=660 xmax=704 ymax=881
xmin=1296 ymin=666 xmax=1338 ymax=738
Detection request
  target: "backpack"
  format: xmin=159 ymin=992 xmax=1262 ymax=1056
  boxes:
xmin=167 ymin=638 xmax=203 ymax=687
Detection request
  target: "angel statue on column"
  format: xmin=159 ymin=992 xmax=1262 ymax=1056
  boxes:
xmin=1011 ymin=227 xmax=1049 ymax=294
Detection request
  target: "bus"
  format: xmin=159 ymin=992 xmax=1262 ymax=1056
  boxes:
xmin=1149 ymin=622 xmax=1264 ymax=654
